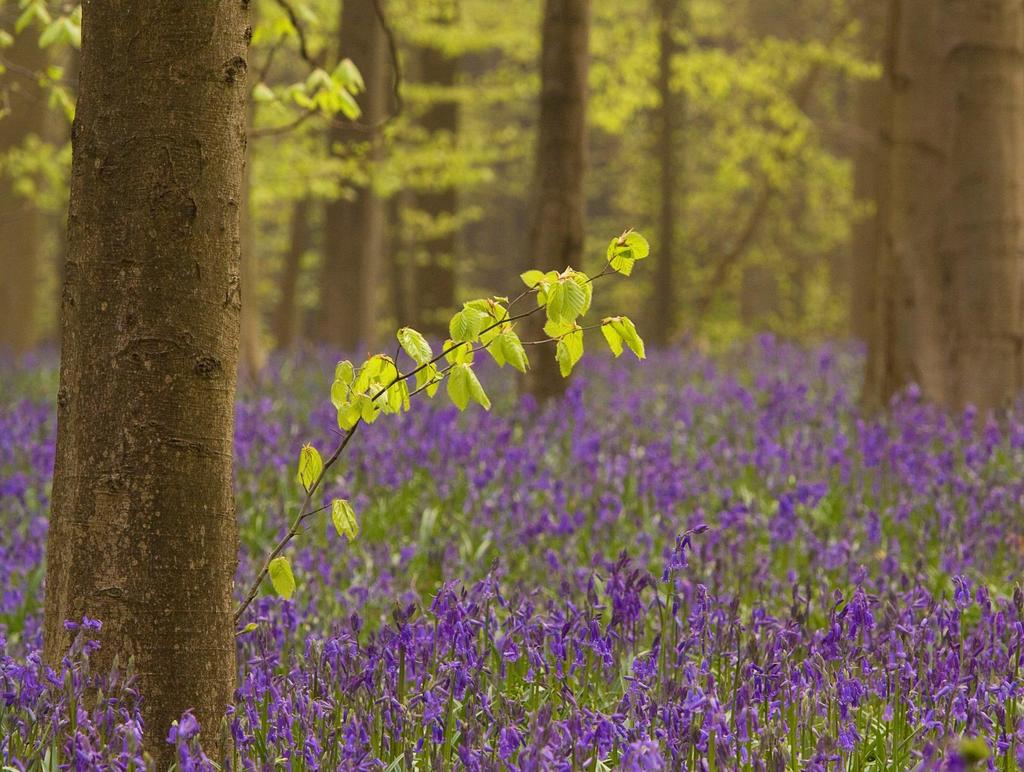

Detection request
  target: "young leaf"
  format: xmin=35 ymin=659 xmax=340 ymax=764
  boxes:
xmin=611 ymin=316 xmax=646 ymax=360
xmin=449 ymin=305 xmax=489 ymax=342
xmin=520 ymin=269 xmax=547 ymax=288
xmin=546 ymin=279 xmax=587 ymax=325
xmin=444 ymin=339 xmax=474 ymax=366
xmin=331 ymin=499 xmax=359 ymax=542
xmin=296 ymin=444 xmax=323 ymax=491
xmin=555 ymin=328 xmax=584 ymax=377
xmin=601 ymin=320 xmax=624 ymax=357
xmin=607 ymin=230 xmax=650 ymax=263
xmin=447 ymin=363 xmax=472 ymax=410
xmin=268 ymin=556 xmax=296 ymax=600
xmin=498 ymin=330 xmax=529 ymax=373
xmin=330 ymin=379 xmax=348 ymax=410
xmin=397 ymin=327 xmax=433 ymax=365
xmin=335 ymin=359 xmax=355 ymax=387
xmin=544 ymin=317 xmax=574 ymax=339
xmin=337 ymin=401 xmax=361 ymax=431
xmin=572 ymin=272 xmax=594 ymax=316
xmin=464 ymin=365 xmax=492 ymax=410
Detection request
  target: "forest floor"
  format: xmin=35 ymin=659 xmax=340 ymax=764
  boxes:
xmin=0 ymin=338 xmax=1020 ymax=769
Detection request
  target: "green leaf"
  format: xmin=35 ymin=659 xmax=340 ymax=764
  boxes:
xmin=447 ymin=364 xmax=490 ymax=411
xmin=572 ymin=273 xmax=593 ymax=316
xmin=252 ymin=83 xmax=276 ymax=103
xmin=607 ymin=230 xmax=650 ymax=262
xmin=601 ymin=320 xmax=624 ymax=357
xmin=546 ymin=278 xmax=587 ymax=325
xmin=268 ymin=556 xmax=296 ymax=600
xmin=611 ymin=316 xmax=646 ymax=360
xmin=334 ymin=57 xmax=365 ymax=92
xmin=555 ymin=328 xmax=584 ymax=377
xmin=498 ymin=330 xmax=529 ymax=373
xmin=443 ymin=339 xmax=474 ymax=366
xmin=449 ymin=305 xmax=489 ymax=342
xmin=520 ymin=269 xmax=547 ymax=288
xmin=335 ymin=359 xmax=355 ymax=386
xmin=544 ymin=318 xmax=574 ymax=339
xmin=397 ymin=327 xmax=433 ymax=365
xmin=337 ymin=401 xmax=361 ymax=431
xmin=296 ymin=444 xmax=322 ymax=491
xmin=415 ymin=362 xmax=441 ymax=397
xmin=447 ymin=364 xmax=472 ymax=410
xmin=331 ymin=499 xmax=359 ymax=541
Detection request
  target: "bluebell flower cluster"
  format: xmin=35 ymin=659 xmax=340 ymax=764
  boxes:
xmin=2 ymin=337 xmax=1024 ymax=768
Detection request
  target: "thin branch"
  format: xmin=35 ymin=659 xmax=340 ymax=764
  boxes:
xmin=234 ymin=267 xmax=621 ymax=621
xmin=272 ymin=0 xmax=319 ymax=68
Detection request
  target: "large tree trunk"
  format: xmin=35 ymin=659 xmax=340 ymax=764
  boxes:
xmin=44 ymin=2 xmax=247 ymax=763
xmin=0 ymin=11 xmax=47 ymax=355
xmin=273 ymin=197 xmax=311 ymax=352
xmin=848 ymin=0 xmax=886 ymax=344
xmin=865 ymin=0 xmax=1024 ymax=412
xmin=524 ymin=0 xmax=590 ymax=400
xmin=411 ymin=36 xmax=460 ymax=337
xmin=651 ymin=0 xmax=682 ymax=346
xmin=320 ymin=0 xmax=388 ymax=351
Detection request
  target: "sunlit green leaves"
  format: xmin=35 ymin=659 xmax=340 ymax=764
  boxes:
xmin=331 ymin=499 xmax=359 ymax=542
xmin=447 ymin=364 xmax=491 ymax=411
xmin=449 ymin=304 xmax=490 ymax=343
xmin=491 ymin=329 xmax=529 ymax=373
xmin=607 ymin=316 xmax=645 ymax=360
xmin=397 ymin=327 xmax=433 ymax=365
xmin=556 ymin=327 xmax=584 ymax=377
xmin=601 ymin=319 xmax=624 ymax=357
xmin=268 ymin=557 xmax=296 ymax=600
xmin=546 ymin=276 xmax=588 ymax=325
xmin=296 ymin=444 xmax=322 ymax=492
xmin=607 ymin=230 xmax=650 ymax=276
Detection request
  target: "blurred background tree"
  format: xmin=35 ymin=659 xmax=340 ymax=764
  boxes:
xmin=11 ymin=0 xmax=1023 ymax=414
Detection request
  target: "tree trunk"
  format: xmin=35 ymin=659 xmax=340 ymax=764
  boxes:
xmin=848 ymin=0 xmax=886 ymax=344
xmin=0 ymin=13 xmax=47 ymax=355
xmin=865 ymin=0 xmax=1024 ymax=412
xmin=651 ymin=0 xmax=682 ymax=346
xmin=848 ymin=76 xmax=883 ymax=344
xmin=273 ymin=197 xmax=311 ymax=351
xmin=320 ymin=0 xmax=388 ymax=351
xmin=44 ymin=2 xmax=247 ymax=763
xmin=410 ymin=33 xmax=460 ymax=337
xmin=524 ymin=0 xmax=590 ymax=400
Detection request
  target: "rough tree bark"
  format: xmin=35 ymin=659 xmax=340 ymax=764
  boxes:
xmin=43 ymin=2 xmax=247 ymax=763
xmin=411 ymin=32 xmax=460 ymax=338
xmin=320 ymin=0 xmax=388 ymax=350
xmin=0 ymin=11 xmax=47 ymax=355
xmin=865 ymin=0 xmax=1024 ymax=412
xmin=848 ymin=0 xmax=886 ymax=344
xmin=651 ymin=0 xmax=682 ymax=346
xmin=524 ymin=0 xmax=590 ymax=400
xmin=273 ymin=197 xmax=311 ymax=351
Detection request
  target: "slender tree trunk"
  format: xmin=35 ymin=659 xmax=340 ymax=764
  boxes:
xmin=273 ymin=197 xmax=311 ymax=351
xmin=0 ymin=11 xmax=47 ymax=355
xmin=320 ymin=0 xmax=388 ymax=351
xmin=866 ymin=0 xmax=1024 ymax=412
xmin=411 ymin=32 xmax=460 ymax=337
xmin=524 ymin=0 xmax=590 ymax=400
xmin=44 ymin=2 xmax=247 ymax=763
xmin=652 ymin=0 xmax=681 ymax=346
xmin=848 ymin=76 xmax=883 ymax=344
xmin=848 ymin=0 xmax=885 ymax=344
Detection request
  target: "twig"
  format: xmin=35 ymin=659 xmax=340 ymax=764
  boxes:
xmin=233 ymin=268 xmax=620 ymax=621
xmin=272 ymin=0 xmax=319 ymax=68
